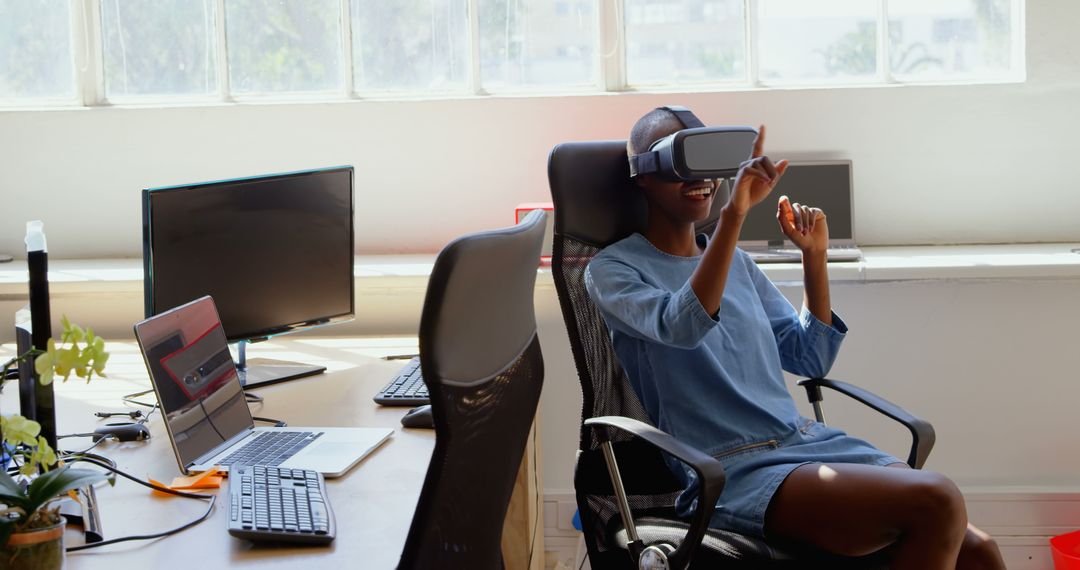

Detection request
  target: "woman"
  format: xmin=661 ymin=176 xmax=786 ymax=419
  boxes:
xmin=583 ymin=107 xmax=1004 ymax=569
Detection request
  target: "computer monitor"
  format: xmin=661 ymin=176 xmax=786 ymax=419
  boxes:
xmin=738 ymin=160 xmax=856 ymax=248
xmin=142 ymin=166 xmax=355 ymax=388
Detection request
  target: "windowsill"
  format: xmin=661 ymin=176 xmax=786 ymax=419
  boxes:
xmin=0 ymin=74 xmax=1028 ymax=114
xmin=1 ymin=243 xmax=1078 ymax=299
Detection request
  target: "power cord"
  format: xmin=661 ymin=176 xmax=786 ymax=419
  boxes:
xmin=60 ymin=454 xmax=216 ymax=553
xmin=121 ymin=388 xmax=157 ymax=409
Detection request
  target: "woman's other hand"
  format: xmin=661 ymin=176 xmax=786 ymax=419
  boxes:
xmin=777 ymin=196 xmax=829 ymax=255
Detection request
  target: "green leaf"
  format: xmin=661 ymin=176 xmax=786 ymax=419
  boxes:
xmin=0 ymin=470 xmax=31 ymax=512
xmin=25 ymin=467 xmax=107 ymax=514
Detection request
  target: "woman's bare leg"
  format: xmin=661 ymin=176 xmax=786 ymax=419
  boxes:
xmin=956 ymin=522 xmax=1006 ymax=569
xmin=763 ymin=463 xmax=969 ymax=569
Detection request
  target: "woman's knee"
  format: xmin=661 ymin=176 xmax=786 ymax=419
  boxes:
xmin=901 ymin=471 xmax=967 ymax=533
xmin=958 ymin=526 xmax=1005 ymax=570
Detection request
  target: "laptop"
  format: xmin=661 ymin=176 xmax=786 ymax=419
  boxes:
xmin=739 ymin=160 xmax=862 ymax=263
xmin=134 ymin=295 xmax=392 ymax=478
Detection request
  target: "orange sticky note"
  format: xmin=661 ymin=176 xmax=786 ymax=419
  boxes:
xmin=149 ymin=478 xmax=174 ymax=497
xmin=149 ymin=467 xmax=224 ymax=497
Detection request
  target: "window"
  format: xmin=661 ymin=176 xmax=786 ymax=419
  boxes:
xmin=888 ymin=0 xmax=1015 ymax=80
xmin=0 ymin=0 xmax=1024 ymax=107
xmin=0 ymin=0 xmax=75 ymax=103
xmin=625 ymin=0 xmax=746 ymax=86
xmin=478 ymin=0 xmax=597 ymax=90
xmin=756 ymin=0 xmax=879 ymax=84
xmin=101 ymin=0 xmax=218 ymax=99
xmin=351 ymin=0 xmax=468 ymax=93
xmin=226 ymin=0 xmax=343 ymax=94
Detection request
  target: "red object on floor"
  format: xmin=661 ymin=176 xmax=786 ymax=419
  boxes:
xmin=1051 ymin=529 xmax=1080 ymax=569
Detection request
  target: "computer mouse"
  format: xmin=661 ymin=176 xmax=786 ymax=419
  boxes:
xmin=400 ymin=405 xmax=434 ymax=429
xmin=93 ymin=422 xmax=151 ymax=442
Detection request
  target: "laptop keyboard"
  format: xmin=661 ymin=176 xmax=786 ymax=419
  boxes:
xmin=220 ymin=431 xmax=322 ymax=467
xmin=373 ymin=356 xmax=429 ymax=406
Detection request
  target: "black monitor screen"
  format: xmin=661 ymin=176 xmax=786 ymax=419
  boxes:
xmin=739 ymin=162 xmax=853 ymax=243
xmin=143 ymin=166 xmax=354 ymax=342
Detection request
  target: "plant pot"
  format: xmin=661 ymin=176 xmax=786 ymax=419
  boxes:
xmin=0 ymin=520 xmax=65 ymax=570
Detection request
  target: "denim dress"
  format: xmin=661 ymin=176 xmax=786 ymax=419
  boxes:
xmin=584 ymin=233 xmax=899 ymax=538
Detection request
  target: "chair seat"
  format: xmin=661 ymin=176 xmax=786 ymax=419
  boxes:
xmin=614 ymin=517 xmax=893 ymax=569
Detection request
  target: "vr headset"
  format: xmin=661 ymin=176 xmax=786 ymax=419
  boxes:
xmin=628 ymin=105 xmax=757 ymax=181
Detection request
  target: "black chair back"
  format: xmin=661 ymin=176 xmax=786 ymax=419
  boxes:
xmin=548 ymin=141 xmax=729 ymax=568
xmin=398 ymin=209 xmax=547 ymax=570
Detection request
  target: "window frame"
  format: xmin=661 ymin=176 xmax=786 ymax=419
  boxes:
xmin=2 ymin=0 xmax=1025 ymax=108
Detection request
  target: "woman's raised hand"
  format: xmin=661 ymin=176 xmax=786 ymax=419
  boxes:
xmin=727 ymin=124 xmax=789 ymax=216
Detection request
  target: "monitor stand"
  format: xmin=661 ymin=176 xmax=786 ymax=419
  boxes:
xmin=234 ymin=340 xmax=326 ymax=389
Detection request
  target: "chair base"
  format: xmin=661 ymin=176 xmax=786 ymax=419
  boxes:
xmin=614 ymin=518 xmax=893 ymax=569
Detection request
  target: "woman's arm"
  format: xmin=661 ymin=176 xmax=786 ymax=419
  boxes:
xmin=778 ymin=196 xmax=832 ymax=325
xmin=690 ymin=125 xmax=788 ymax=316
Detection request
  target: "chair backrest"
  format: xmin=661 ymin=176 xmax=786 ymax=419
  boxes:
xmin=547 ymin=141 xmax=726 ymax=568
xmin=547 ymin=140 xmax=726 ymax=448
xmin=398 ymin=209 xmax=547 ymax=570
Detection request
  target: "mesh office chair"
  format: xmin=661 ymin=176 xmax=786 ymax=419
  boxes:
xmin=547 ymin=141 xmax=936 ymax=569
xmin=397 ymin=209 xmax=547 ymax=570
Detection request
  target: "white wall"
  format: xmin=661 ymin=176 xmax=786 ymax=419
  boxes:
xmin=1 ymin=2 xmax=1078 ymax=259
xmin=537 ymin=274 xmax=1080 ymax=493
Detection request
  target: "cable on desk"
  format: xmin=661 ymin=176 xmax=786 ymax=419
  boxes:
xmin=121 ymin=388 xmax=157 ymax=409
xmin=60 ymin=450 xmax=117 ymax=471
xmin=251 ymin=416 xmax=287 ymax=427
xmin=61 ymin=455 xmax=216 ymax=553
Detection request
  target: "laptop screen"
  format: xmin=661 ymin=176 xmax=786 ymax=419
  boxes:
xmin=135 ymin=296 xmax=253 ymax=467
xmin=738 ymin=161 xmax=854 ymax=245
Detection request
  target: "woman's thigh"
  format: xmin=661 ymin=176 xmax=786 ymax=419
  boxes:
xmin=763 ymin=462 xmax=964 ymax=557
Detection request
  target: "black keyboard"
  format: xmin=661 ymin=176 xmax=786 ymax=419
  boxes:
xmin=228 ymin=465 xmax=335 ymax=544
xmin=373 ymin=356 xmax=429 ymax=406
xmin=219 ymin=431 xmax=321 ymax=467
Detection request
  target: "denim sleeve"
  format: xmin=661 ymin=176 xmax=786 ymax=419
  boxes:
xmin=741 ymin=251 xmax=848 ymax=378
xmin=585 ymin=258 xmax=719 ymax=349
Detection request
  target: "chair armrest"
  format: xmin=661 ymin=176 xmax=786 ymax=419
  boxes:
xmin=798 ymin=378 xmax=936 ymax=469
xmin=585 ymin=416 xmax=725 ymax=570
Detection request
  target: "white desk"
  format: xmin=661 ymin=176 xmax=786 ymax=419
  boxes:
xmin=2 ymin=338 xmax=434 ymax=569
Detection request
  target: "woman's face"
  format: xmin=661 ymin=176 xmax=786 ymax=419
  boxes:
xmin=634 ymin=121 xmax=720 ymax=225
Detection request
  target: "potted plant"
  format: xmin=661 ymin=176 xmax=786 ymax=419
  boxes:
xmin=0 ymin=318 xmax=110 ymax=570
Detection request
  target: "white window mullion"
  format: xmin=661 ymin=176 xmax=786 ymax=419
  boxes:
xmin=340 ymin=0 xmax=354 ymax=97
xmin=878 ymin=0 xmax=893 ymax=83
xmin=215 ymin=0 xmax=231 ymax=101
xmin=746 ymin=0 xmax=759 ymax=87
xmin=465 ymin=0 xmax=484 ymax=95
xmin=71 ymin=0 xmax=105 ymax=105
xmin=598 ymin=0 xmax=625 ymax=92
